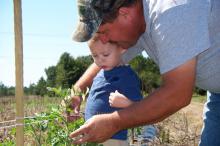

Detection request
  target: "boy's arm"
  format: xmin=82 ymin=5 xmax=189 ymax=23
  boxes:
xmin=70 ymin=63 xmax=100 ymax=116
xmin=73 ymin=63 xmax=100 ymax=91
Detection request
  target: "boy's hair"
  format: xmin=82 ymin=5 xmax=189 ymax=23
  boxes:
xmin=88 ymin=34 xmax=99 ymax=44
xmin=87 ymin=33 xmax=121 ymax=49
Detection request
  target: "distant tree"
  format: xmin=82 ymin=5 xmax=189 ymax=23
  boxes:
xmin=55 ymin=53 xmax=92 ymax=89
xmin=0 ymin=82 xmax=7 ymax=97
xmin=28 ymin=83 xmax=37 ymax=95
xmin=24 ymin=86 xmax=30 ymax=95
xmin=35 ymin=77 xmax=47 ymax=96
xmin=0 ymin=83 xmax=15 ymax=96
xmin=56 ymin=52 xmax=76 ymax=88
xmin=45 ymin=66 xmax=57 ymax=88
xmin=7 ymin=86 xmax=15 ymax=96
xmin=26 ymin=53 xmax=207 ymax=97
xmin=74 ymin=55 xmax=93 ymax=82
xmin=75 ymin=55 xmax=93 ymax=70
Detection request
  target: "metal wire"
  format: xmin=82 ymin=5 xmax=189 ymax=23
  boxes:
xmin=0 ymin=112 xmax=85 ymax=130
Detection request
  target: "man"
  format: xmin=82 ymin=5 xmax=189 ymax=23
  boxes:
xmin=70 ymin=0 xmax=220 ymax=146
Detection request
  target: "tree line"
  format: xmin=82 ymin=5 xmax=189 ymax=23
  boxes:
xmin=0 ymin=52 xmax=205 ymax=97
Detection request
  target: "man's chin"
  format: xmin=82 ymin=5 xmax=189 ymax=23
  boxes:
xmin=120 ymin=41 xmax=138 ymax=49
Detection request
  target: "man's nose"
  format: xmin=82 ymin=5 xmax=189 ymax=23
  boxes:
xmin=99 ymin=34 xmax=109 ymax=44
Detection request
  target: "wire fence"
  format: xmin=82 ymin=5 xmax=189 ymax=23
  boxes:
xmin=0 ymin=112 xmax=84 ymax=131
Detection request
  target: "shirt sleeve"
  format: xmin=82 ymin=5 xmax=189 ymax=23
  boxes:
xmin=151 ymin=0 xmax=211 ymax=74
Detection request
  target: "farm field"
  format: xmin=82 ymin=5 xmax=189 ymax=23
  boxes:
xmin=0 ymin=95 xmax=206 ymax=146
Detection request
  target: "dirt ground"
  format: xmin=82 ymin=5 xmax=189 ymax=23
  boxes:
xmin=152 ymin=101 xmax=205 ymax=146
xmin=129 ymin=101 xmax=205 ymax=146
xmin=180 ymin=102 xmax=204 ymax=130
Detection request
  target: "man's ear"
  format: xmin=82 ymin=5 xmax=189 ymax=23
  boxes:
xmin=118 ymin=7 xmax=130 ymax=18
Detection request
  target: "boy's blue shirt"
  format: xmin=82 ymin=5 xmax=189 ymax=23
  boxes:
xmin=85 ymin=65 xmax=143 ymax=140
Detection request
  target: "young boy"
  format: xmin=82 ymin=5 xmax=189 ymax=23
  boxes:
xmin=85 ymin=35 xmax=143 ymax=146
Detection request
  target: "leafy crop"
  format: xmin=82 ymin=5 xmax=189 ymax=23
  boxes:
xmin=0 ymin=87 xmax=101 ymax=145
xmin=22 ymin=87 xmax=100 ymax=146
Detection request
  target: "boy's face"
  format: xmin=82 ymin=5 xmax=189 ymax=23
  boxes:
xmin=89 ymin=40 xmax=125 ymax=71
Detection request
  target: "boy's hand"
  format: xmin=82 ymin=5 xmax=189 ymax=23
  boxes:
xmin=109 ymin=90 xmax=133 ymax=108
xmin=67 ymin=95 xmax=82 ymax=122
xmin=71 ymin=95 xmax=82 ymax=114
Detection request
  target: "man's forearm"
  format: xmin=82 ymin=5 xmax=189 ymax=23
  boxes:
xmin=111 ymin=85 xmax=192 ymax=131
xmin=111 ymin=58 xmax=196 ymax=130
xmin=74 ymin=63 xmax=100 ymax=91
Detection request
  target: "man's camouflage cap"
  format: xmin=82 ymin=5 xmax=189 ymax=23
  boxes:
xmin=73 ymin=0 xmax=126 ymax=42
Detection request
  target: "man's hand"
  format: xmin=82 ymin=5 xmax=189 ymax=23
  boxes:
xmin=69 ymin=114 xmax=119 ymax=144
xmin=109 ymin=90 xmax=133 ymax=108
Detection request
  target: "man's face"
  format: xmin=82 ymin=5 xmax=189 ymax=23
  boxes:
xmin=97 ymin=7 xmax=144 ymax=49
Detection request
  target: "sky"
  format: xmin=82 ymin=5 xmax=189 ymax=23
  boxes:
xmin=0 ymin=0 xmax=90 ymax=87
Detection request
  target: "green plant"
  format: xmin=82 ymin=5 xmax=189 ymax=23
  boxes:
xmin=0 ymin=127 xmax=16 ymax=146
xmin=0 ymin=140 xmax=16 ymax=146
xmin=24 ymin=87 xmax=100 ymax=146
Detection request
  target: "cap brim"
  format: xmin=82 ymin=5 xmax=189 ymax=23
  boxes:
xmin=72 ymin=19 xmax=101 ymax=42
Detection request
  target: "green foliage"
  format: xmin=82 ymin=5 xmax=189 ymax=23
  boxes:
xmin=75 ymin=55 xmax=93 ymax=70
xmin=45 ymin=66 xmax=57 ymax=88
xmin=24 ymin=109 xmax=85 ymax=146
xmin=56 ymin=53 xmax=74 ymax=88
xmin=26 ymin=83 xmax=37 ymax=95
xmin=11 ymin=53 xmax=92 ymax=97
xmin=0 ymin=140 xmax=15 ymax=146
xmin=0 ymin=82 xmax=15 ymax=97
xmin=0 ymin=54 xmax=206 ymax=97
xmin=22 ymin=87 xmax=98 ymax=146
xmin=0 ymin=82 xmax=7 ymax=96
xmin=0 ymin=127 xmax=16 ymax=146
xmin=35 ymin=77 xmax=47 ymax=96
xmin=1 ymin=86 xmax=93 ymax=145
xmin=53 ymin=53 xmax=92 ymax=89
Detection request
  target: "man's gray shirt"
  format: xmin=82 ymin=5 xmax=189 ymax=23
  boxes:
xmin=122 ymin=0 xmax=220 ymax=93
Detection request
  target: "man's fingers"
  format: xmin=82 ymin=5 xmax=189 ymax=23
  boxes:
xmin=109 ymin=99 xmax=113 ymax=106
xmin=69 ymin=125 xmax=86 ymax=138
xmin=72 ymin=133 xmax=91 ymax=144
xmin=74 ymin=107 xmax=79 ymax=114
xmin=109 ymin=94 xmax=113 ymax=100
xmin=69 ymin=120 xmax=97 ymax=144
xmin=110 ymin=92 xmax=115 ymax=96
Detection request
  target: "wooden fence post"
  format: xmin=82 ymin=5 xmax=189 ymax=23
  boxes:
xmin=13 ymin=0 xmax=24 ymax=145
